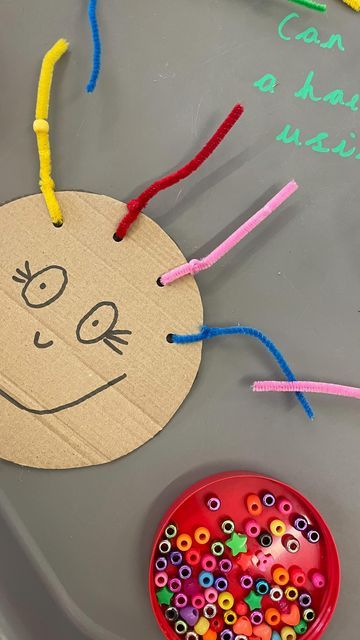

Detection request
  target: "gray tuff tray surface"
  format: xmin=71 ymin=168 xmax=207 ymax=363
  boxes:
xmin=1 ymin=1 xmax=358 ymax=638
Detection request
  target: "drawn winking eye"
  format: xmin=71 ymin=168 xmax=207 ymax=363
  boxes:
xmin=76 ymin=301 xmax=131 ymax=355
xmin=12 ymin=261 xmax=68 ymax=308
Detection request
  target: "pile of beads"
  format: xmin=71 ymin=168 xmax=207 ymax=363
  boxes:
xmin=150 ymin=473 xmax=340 ymax=640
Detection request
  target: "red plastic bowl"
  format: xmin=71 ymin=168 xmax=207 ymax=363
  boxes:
xmin=149 ymin=471 xmax=340 ymax=640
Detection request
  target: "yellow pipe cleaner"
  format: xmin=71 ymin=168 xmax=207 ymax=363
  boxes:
xmin=342 ymin=0 xmax=360 ymax=10
xmin=33 ymin=39 xmax=69 ymax=226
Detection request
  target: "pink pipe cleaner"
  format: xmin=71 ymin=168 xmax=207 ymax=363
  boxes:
xmin=159 ymin=180 xmax=298 ymax=286
xmin=253 ymin=380 xmax=360 ymax=400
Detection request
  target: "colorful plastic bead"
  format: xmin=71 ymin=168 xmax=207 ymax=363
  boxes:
xmin=289 ymin=567 xmax=305 ymax=587
xmin=283 ymin=535 xmax=300 ymax=554
xmin=181 ymin=606 xmax=200 ymax=627
xmin=218 ymin=591 xmax=235 ymax=610
xmin=170 ymin=550 xmax=183 ymax=566
xmin=155 ymin=556 xmax=168 ymax=571
xmin=214 ymin=576 xmax=228 ymax=592
xmin=207 ymin=496 xmax=221 ymax=511
xmin=211 ymin=541 xmax=225 ymax=556
xmin=293 ymin=516 xmax=309 ymax=532
xmin=179 ymin=565 xmax=192 ymax=580
xmin=280 ymin=627 xmax=296 ymax=640
xmin=272 ymin=632 xmax=282 ymax=640
xmin=165 ymin=523 xmax=178 ymax=539
xmin=233 ymin=615 xmax=252 ymax=636
xmin=299 ymin=593 xmax=312 ymax=608
xmin=270 ymin=519 xmax=287 ymax=537
xmin=210 ymin=615 xmax=224 ymax=633
xmin=169 ymin=578 xmax=182 ymax=593
xmin=258 ymin=531 xmax=273 ymax=548
xmin=186 ymin=549 xmax=201 ymax=566
xmin=154 ymin=571 xmax=168 ymax=588
xmin=204 ymin=603 xmax=217 ymax=619
xmin=175 ymin=620 xmax=188 ymax=635
xmin=203 ymin=630 xmax=217 ymax=640
xmin=202 ymin=554 xmax=217 ymax=572
xmin=156 ymin=586 xmax=173 ymax=605
xmin=194 ymin=616 xmax=210 ymax=636
xmin=310 ymin=571 xmax=326 ymax=589
xmin=174 ymin=593 xmax=188 ymax=608
xmin=254 ymin=550 xmax=275 ymax=572
xmin=194 ymin=526 xmax=211 ymax=545
xmin=254 ymin=623 xmax=272 ymax=640
xmin=240 ymin=575 xmax=253 ymax=590
xmin=158 ymin=539 xmax=171 ymax=554
xmin=192 ymin=594 xmax=206 ymax=610
xmin=285 ymin=586 xmax=298 ymax=601
xmin=265 ymin=608 xmax=281 ymax=627
xmin=281 ymin=604 xmax=300 ymax=627
xmin=220 ymin=631 xmax=234 ymax=640
xmin=234 ymin=636 xmax=248 ymax=640
xmin=186 ymin=633 xmax=199 ymax=640
xmin=255 ymin=579 xmax=270 ymax=595
xmin=270 ymin=586 xmax=283 ymax=602
xmin=199 ymin=571 xmax=215 ymax=588
xmin=273 ymin=567 xmax=290 ymax=586
xmin=303 ymin=608 xmax=316 ymax=622
xmin=224 ymin=610 xmax=238 ymax=625
xmin=250 ymin=610 xmax=264 ymax=625
xmin=245 ymin=519 xmax=261 ymax=538
xmin=177 ymin=534 xmax=192 ymax=552
xmin=225 ymin=532 xmax=248 ymax=556
xmin=219 ymin=558 xmax=233 ymax=573
xmin=244 ymin=590 xmax=263 ymax=611
xmin=306 ymin=529 xmax=320 ymax=544
xmin=235 ymin=601 xmax=248 ymax=616
xmin=294 ymin=620 xmax=308 ymax=635
xmin=165 ymin=606 xmax=179 ymax=622
xmin=262 ymin=492 xmax=276 ymax=507
xmin=221 ymin=519 xmax=235 ymax=534
xmin=236 ymin=552 xmax=253 ymax=572
xmin=204 ymin=587 xmax=218 ymax=604
xmin=183 ymin=578 xmax=199 ymax=597
xmin=246 ymin=494 xmax=263 ymax=516
xmin=278 ymin=498 xmax=293 ymax=515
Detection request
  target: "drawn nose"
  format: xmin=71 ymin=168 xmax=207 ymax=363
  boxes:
xmin=34 ymin=331 xmax=54 ymax=349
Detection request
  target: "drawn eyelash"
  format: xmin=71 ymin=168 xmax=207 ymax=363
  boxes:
xmin=12 ymin=261 xmax=32 ymax=284
xmin=103 ymin=328 xmax=132 ymax=355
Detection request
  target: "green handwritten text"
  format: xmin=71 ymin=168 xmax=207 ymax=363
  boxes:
xmin=278 ymin=13 xmax=345 ymax=52
xmin=294 ymin=70 xmax=359 ymax=112
xmin=253 ymin=73 xmax=277 ymax=94
xmin=276 ymin=124 xmax=360 ymax=160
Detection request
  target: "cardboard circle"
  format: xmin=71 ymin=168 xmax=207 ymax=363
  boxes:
xmin=0 ymin=192 xmax=203 ymax=469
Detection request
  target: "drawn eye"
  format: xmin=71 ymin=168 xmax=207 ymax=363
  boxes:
xmin=12 ymin=261 xmax=68 ymax=308
xmin=76 ymin=301 xmax=131 ymax=355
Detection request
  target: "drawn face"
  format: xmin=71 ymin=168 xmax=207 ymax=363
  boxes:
xmin=0 ymin=192 xmax=202 ymax=469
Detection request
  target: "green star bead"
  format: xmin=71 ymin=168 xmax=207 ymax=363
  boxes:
xmin=156 ymin=586 xmax=173 ymax=606
xmin=225 ymin=531 xmax=248 ymax=556
xmin=244 ymin=590 xmax=263 ymax=611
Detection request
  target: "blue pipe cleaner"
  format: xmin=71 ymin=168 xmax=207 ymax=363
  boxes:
xmin=86 ymin=0 xmax=101 ymax=93
xmin=171 ymin=325 xmax=314 ymax=420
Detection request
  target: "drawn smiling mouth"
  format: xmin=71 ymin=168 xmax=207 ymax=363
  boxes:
xmin=0 ymin=373 xmax=127 ymax=415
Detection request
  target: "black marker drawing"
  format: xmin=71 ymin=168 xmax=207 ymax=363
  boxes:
xmin=0 ymin=373 xmax=127 ymax=415
xmin=5 ymin=264 xmax=133 ymax=414
xmin=13 ymin=261 xmax=68 ymax=308
xmin=34 ymin=331 xmax=54 ymax=349
xmin=76 ymin=301 xmax=132 ymax=355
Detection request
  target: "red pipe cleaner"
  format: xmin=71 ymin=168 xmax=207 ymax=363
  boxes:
xmin=114 ymin=104 xmax=244 ymax=240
